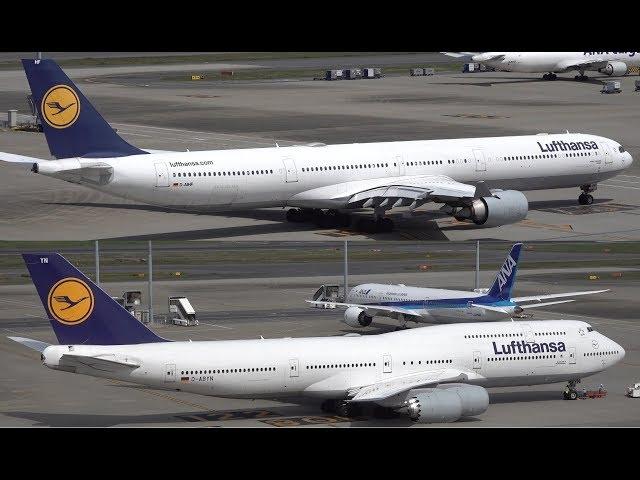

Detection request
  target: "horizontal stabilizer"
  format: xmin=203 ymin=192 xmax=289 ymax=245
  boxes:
xmin=471 ymin=304 xmax=511 ymax=314
xmin=0 ymin=151 xmax=43 ymax=165
xmin=349 ymin=368 xmax=475 ymax=403
xmin=8 ymin=336 xmax=51 ymax=353
xmin=60 ymin=353 xmax=140 ymax=373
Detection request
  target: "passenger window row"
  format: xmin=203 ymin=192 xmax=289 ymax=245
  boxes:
xmin=173 ymin=169 xmax=274 ymax=178
xmin=403 ymin=359 xmax=452 ymax=365
xmin=488 ymin=355 xmax=556 ymax=361
xmin=181 ymin=367 xmax=276 ymax=375
xmin=584 ymin=350 xmax=619 ymax=356
xmin=535 ymin=331 xmax=566 ymax=336
xmin=465 ymin=333 xmax=523 ymax=339
xmin=302 ymin=163 xmax=388 ymax=172
xmin=306 ymin=362 xmax=375 ymax=369
xmin=504 ymin=154 xmax=560 ymax=161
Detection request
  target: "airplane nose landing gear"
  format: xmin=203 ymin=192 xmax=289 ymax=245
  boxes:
xmin=578 ymin=184 xmax=597 ymax=205
xmin=563 ymin=379 xmax=581 ymax=400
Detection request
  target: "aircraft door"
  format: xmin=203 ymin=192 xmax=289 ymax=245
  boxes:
xmin=519 ymin=323 xmax=535 ymax=343
xmin=602 ymin=143 xmax=613 ymax=164
xmin=473 ymin=149 xmax=486 ymax=172
xmin=282 ymin=156 xmax=298 ymax=182
xmin=383 ymin=354 xmax=392 ymax=373
xmin=473 ymin=351 xmax=482 ymax=370
xmin=396 ymin=155 xmax=405 ymax=176
xmin=154 ymin=163 xmax=170 ymax=187
xmin=164 ymin=363 xmax=176 ymax=383
xmin=289 ymin=358 xmax=299 ymax=377
xmin=569 ymin=347 xmax=576 ymax=364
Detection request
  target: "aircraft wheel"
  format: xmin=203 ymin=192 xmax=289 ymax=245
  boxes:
xmin=286 ymin=209 xmax=302 ymax=223
xmin=579 ymin=193 xmax=594 ymax=205
xmin=569 ymin=390 xmax=578 ymax=401
xmin=336 ymin=401 xmax=361 ymax=418
xmin=381 ymin=218 xmax=394 ymax=233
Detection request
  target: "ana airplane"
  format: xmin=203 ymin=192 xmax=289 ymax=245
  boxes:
xmin=0 ymin=59 xmax=633 ymax=233
xmin=9 ymin=253 xmax=624 ymax=423
xmin=442 ymin=51 xmax=640 ymax=81
xmin=309 ymin=243 xmax=608 ymax=328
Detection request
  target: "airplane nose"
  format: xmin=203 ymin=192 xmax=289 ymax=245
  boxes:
xmin=627 ymin=152 xmax=634 ymax=167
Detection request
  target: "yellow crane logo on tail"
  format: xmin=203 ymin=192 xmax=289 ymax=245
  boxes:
xmin=47 ymin=278 xmax=94 ymax=325
xmin=41 ymin=85 xmax=80 ymax=129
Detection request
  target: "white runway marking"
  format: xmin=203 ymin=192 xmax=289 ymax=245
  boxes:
xmin=198 ymin=321 xmax=233 ymax=330
xmin=600 ymin=183 xmax=640 ymax=191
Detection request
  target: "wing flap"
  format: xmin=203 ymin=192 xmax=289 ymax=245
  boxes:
xmin=349 ymin=368 xmax=476 ymax=403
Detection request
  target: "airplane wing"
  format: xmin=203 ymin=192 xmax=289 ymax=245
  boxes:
xmin=440 ymin=52 xmax=479 ymax=59
xmin=519 ymin=299 xmax=574 ymax=309
xmin=556 ymin=58 xmax=608 ymax=72
xmin=306 ymin=300 xmax=421 ymax=319
xmin=289 ymin=174 xmax=492 ymax=211
xmin=8 ymin=336 xmax=51 ymax=353
xmin=60 ymin=354 xmax=140 ymax=373
xmin=512 ymin=289 xmax=609 ymax=303
xmin=348 ymin=367 xmax=479 ymax=404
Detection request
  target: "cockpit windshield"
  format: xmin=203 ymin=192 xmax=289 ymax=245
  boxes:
xmin=619 ymin=146 xmax=626 ymax=153
xmin=587 ymin=326 xmax=594 ymax=332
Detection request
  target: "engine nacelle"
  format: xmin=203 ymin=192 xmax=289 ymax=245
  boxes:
xmin=599 ymin=61 xmax=628 ymax=76
xmin=343 ymin=306 xmax=373 ymax=328
xmin=405 ymin=389 xmax=463 ymax=423
xmin=454 ymin=190 xmax=528 ymax=228
xmin=437 ymin=384 xmax=489 ymax=417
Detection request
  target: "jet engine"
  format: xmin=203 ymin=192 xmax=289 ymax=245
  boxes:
xmin=343 ymin=306 xmax=373 ymax=328
xmin=404 ymin=385 xmax=489 ymax=423
xmin=454 ymin=190 xmax=528 ymax=227
xmin=404 ymin=389 xmax=463 ymax=423
xmin=599 ymin=61 xmax=628 ymax=76
xmin=437 ymin=384 xmax=490 ymax=417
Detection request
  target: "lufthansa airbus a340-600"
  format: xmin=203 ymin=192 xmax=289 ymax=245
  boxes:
xmin=9 ymin=253 xmax=625 ymax=423
xmin=0 ymin=59 xmax=633 ymax=233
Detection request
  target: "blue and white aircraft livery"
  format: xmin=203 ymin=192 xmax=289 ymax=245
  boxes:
xmin=10 ymin=253 xmax=624 ymax=423
xmin=441 ymin=52 xmax=640 ymax=80
xmin=309 ymin=243 xmax=608 ymax=328
xmin=0 ymin=59 xmax=633 ymax=233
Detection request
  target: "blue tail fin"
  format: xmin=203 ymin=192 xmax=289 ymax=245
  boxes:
xmin=487 ymin=243 xmax=523 ymax=300
xmin=22 ymin=253 xmax=167 ymax=345
xmin=21 ymin=58 xmax=148 ymax=159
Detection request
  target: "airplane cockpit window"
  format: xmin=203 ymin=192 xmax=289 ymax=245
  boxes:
xmin=619 ymin=146 xmax=626 ymax=153
xmin=587 ymin=326 xmax=594 ymax=332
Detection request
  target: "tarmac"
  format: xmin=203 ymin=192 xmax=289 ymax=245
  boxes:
xmin=1 ymin=55 xmax=639 ymax=241
xmin=0 ymin=242 xmax=638 ymax=427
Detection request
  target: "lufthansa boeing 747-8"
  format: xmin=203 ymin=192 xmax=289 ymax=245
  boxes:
xmin=9 ymin=253 xmax=625 ymax=423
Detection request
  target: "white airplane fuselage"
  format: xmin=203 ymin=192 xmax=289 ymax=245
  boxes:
xmin=473 ymin=52 xmax=640 ymax=74
xmin=41 ymin=320 xmax=623 ymax=400
xmin=346 ymin=284 xmax=512 ymax=323
xmin=39 ymin=133 xmax=632 ymax=211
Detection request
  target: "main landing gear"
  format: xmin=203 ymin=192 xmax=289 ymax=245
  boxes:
xmin=563 ymin=379 xmax=581 ymax=400
xmin=574 ymin=72 xmax=590 ymax=81
xmin=285 ymin=208 xmax=395 ymax=233
xmin=321 ymin=399 xmax=362 ymax=418
xmin=286 ymin=208 xmax=351 ymax=228
xmin=543 ymin=73 xmax=557 ymax=81
xmin=578 ymin=184 xmax=597 ymax=205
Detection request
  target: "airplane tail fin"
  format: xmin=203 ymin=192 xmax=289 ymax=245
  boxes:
xmin=22 ymin=253 xmax=167 ymax=345
xmin=487 ymin=243 xmax=523 ymax=300
xmin=21 ymin=58 xmax=147 ymax=159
